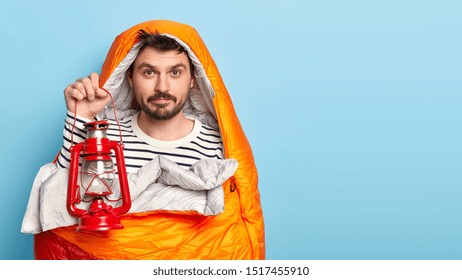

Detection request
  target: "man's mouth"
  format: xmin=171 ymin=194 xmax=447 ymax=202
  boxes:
xmin=147 ymin=92 xmax=177 ymax=104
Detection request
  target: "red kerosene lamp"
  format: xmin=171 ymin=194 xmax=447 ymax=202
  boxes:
xmin=67 ymin=120 xmax=131 ymax=231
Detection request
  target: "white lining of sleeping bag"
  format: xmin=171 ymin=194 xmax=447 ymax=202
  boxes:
xmin=100 ymin=34 xmax=219 ymax=129
xmin=20 ymin=156 xmax=238 ymax=234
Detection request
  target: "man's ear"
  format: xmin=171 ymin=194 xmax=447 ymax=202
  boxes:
xmin=190 ymin=77 xmax=195 ymax=88
xmin=126 ymin=71 xmax=133 ymax=87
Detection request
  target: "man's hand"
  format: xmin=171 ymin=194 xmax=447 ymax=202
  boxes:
xmin=64 ymin=72 xmax=111 ymax=120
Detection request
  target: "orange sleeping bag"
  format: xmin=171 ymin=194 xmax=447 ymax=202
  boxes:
xmin=33 ymin=19 xmax=265 ymax=260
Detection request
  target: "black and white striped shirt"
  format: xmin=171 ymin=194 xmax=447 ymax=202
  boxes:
xmin=57 ymin=112 xmax=224 ymax=173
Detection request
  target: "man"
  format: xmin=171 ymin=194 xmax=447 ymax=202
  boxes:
xmin=59 ymin=30 xmax=224 ymax=172
xmin=24 ymin=20 xmax=265 ymax=260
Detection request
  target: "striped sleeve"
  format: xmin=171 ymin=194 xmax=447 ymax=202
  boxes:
xmin=56 ymin=112 xmax=93 ymax=169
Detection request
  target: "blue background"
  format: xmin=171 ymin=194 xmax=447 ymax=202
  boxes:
xmin=0 ymin=0 xmax=461 ymax=260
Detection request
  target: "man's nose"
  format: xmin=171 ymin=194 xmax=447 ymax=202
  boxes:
xmin=155 ymin=74 xmax=169 ymax=92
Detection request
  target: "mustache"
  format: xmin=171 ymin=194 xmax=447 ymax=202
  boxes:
xmin=147 ymin=92 xmax=177 ymax=103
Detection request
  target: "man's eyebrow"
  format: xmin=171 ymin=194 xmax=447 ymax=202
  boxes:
xmin=138 ymin=62 xmax=157 ymax=69
xmin=137 ymin=62 xmax=187 ymax=70
xmin=169 ymin=63 xmax=187 ymax=70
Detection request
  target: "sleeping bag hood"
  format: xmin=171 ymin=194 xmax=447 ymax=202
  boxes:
xmin=32 ymin=19 xmax=265 ymax=260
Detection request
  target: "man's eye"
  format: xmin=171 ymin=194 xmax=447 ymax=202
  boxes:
xmin=171 ymin=69 xmax=181 ymax=76
xmin=144 ymin=69 xmax=154 ymax=75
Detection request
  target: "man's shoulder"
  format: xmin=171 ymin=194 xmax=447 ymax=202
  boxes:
xmin=199 ymin=121 xmax=221 ymax=137
xmin=106 ymin=114 xmax=135 ymax=131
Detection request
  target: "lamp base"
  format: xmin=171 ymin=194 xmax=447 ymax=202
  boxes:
xmin=77 ymin=213 xmax=124 ymax=231
xmin=77 ymin=197 xmax=124 ymax=231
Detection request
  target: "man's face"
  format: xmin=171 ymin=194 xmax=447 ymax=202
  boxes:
xmin=129 ymin=46 xmax=194 ymax=120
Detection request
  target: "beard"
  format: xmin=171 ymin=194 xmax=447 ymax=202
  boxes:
xmin=138 ymin=91 xmax=187 ymax=120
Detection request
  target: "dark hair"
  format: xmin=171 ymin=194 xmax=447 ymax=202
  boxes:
xmin=127 ymin=29 xmax=195 ymax=77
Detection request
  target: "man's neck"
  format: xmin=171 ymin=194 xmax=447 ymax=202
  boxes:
xmin=137 ymin=111 xmax=195 ymax=141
